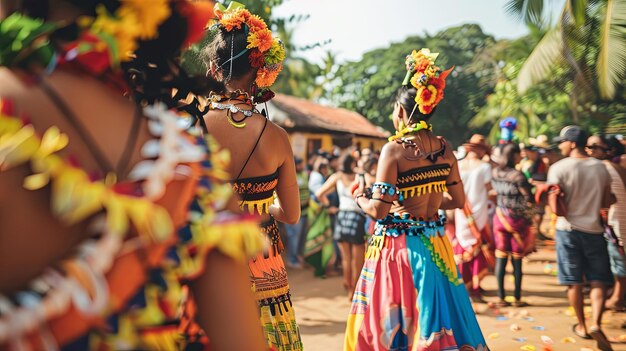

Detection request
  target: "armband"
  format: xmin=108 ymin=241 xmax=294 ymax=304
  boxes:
xmin=372 ymin=182 xmax=404 ymax=202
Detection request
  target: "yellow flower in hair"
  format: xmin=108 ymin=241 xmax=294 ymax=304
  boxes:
xmin=90 ymin=5 xmax=141 ymax=61
xmin=122 ymin=0 xmax=170 ymax=39
xmin=265 ymin=39 xmax=285 ymax=65
xmin=415 ymin=85 xmax=438 ymax=106
xmin=247 ymin=28 xmax=273 ymax=52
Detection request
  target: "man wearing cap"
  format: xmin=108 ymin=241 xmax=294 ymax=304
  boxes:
xmin=547 ymin=125 xmax=616 ymax=351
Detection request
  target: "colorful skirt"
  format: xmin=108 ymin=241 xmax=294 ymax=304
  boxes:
xmin=345 ymin=214 xmax=488 ymax=351
xmin=250 ymin=218 xmax=303 ymax=351
xmin=493 ymin=208 xmax=533 ymax=259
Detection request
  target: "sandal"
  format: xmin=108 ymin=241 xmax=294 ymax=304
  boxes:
xmin=589 ymin=326 xmax=613 ymax=351
xmin=572 ymin=323 xmax=592 ymax=340
xmin=489 ymin=300 xmax=511 ymax=308
xmin=512 ymin=300 xmax=529 ymax=308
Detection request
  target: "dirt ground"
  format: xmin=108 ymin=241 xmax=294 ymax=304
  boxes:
xmin=288 ymin=240 xmax=626 ymax=351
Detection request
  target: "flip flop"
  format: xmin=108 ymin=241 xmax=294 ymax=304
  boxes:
xmin=589 ymin=327 xmax=614 ymax=351
xmin=572 ymin=323 xmax=592 ymax=340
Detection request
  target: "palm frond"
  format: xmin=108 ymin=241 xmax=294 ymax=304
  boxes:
xmin=505 ymin=0 xmax=548 ymax=27
xmin=597 ymin=0 xmax=626 ymax=99
xmin=517 ymin=28 xmax=563 ymax=93
xmin=568 ymin=0 xmax=589 ymax=26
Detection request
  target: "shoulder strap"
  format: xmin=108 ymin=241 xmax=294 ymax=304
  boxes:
xmin=234 ymin=116 xmax=269 ymax=182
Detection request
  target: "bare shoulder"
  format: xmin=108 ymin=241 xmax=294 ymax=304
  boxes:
xmin=380 ymin=141 xmax=400 ymax=161
xmin=0 ymin=68 xmax=30 ymax=103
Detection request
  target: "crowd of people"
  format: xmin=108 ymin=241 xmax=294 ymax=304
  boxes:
xmin=1 ymin=1 xmax=625 ymax=351
xmin=443 ymin=125 xmax=626 ymax=351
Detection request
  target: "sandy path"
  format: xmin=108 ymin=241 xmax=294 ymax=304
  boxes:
xmin=289 ymin=242 xmax=626 ymax=350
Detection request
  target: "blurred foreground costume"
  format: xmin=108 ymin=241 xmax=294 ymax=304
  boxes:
xmin=0 ymin=2 xmax=267 ymax=349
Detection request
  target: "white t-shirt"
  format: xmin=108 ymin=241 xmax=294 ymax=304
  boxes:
xmin=547 ymin=157 xmax=611 ymax=234
xmin=454 ymin=161 xmax=492 ymax=249
xmin=606 ymin=163 xmax=626 ymax=244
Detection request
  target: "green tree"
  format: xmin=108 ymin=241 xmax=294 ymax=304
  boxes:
xmin=505 ymin=0 xmax=626 ymax=101
xmin=331 ymin=24 xmax=496 ymax=146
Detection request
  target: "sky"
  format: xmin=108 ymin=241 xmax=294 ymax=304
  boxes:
xmin=273 ymin=0 xmax=532 ymax=64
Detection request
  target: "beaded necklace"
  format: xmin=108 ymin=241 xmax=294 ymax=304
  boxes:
xmin=209 ymin=91 xmax=258 ymax=128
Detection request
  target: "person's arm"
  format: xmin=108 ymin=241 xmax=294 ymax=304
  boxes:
xmin=269 ymin=127 xmax=300 ymax=224
xmin=352 ymin=143 xmax=397 ymax=220
xmin=315 ymin=173 xmax=339 ymax=207
xmin=441 ymin=149 xmax=465 ymax=209
xmin=191 ymin=252 xmax=266 ymax=351
xmin=602 ymin=168 xmax=617 ymax=208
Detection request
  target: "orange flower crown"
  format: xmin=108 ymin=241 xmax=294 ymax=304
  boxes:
xmin=212 ymin=2 xmax=285 ymax=89
xmin=402 ymin=48 xmax=453 ymax=115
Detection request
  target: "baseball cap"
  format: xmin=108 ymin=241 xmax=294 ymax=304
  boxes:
xmin=553 ymin=125 xmax=588 ymax=145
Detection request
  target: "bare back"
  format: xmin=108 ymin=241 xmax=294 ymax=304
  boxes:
xmin=377 ymin=131 xmax=463 ymax=219
xmin=0 ymin=68 xmax=155 ymax=292
xmin=203 ymin=109 xmax=299 ymax=223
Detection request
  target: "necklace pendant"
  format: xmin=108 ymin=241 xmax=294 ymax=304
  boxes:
xmin=229 ymin=105 xmax=238 ymax=113
xmin=227 ymin=115 xmax=246 ymax=128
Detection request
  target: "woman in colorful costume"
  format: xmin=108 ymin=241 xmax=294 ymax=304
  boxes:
xmin=491 ymin=143 xmax=535 ymax=308
xmin=345 ymin=49 xmax=488 ymax=351
xmin=0 ymin=1 xmax=268 ymax=350
xmin=449 ymin=134 xmax=494 ymax=303
xmin=200 ymin=3 xmax=303 ymax=350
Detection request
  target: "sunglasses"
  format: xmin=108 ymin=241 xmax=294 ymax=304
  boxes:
xmin=586 ymin=145 xmax=609 ymax=152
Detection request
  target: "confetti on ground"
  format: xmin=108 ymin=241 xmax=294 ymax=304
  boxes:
xmin=514 ymin=337 xmax=528 ymax=342
xmin=579 ymin=348 xmax=594 ymax=351
xmin=540 ymin=335 xmax=553 ymax=345
xmin=510 ymin=324 xmax=521 ymax=331
xmin=523 ymin=317 xmax=535 ymax=322
xmin=496 ymin=316 xmax=509 ymax=321
xmin=505 ymin=296 xmax=515 ymax=303
xmin=519 ymin=310 xmax=530 ymax=317
xmin=565 ymin=307 xmax=575 ymax=317
xmin=561 ymin=337 xmax=576 ymax=343
xmin=520 ymin=345 xmax=535 ymax=351
xmin=532 ymin=326 xmax=546 ymax=331
xmin=487 ymin=332 xmax=500 ymax=340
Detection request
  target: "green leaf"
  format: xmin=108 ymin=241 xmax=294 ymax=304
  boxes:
xmin=517 ymin=28 xmax=563 ymax=94
xmin=597 ymin=0 xmax=626 ymax=99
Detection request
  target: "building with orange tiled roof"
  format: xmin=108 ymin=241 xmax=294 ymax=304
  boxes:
xmin=268 ymin=94 xmax=390 ymax=162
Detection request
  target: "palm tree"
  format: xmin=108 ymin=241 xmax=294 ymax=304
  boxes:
xmin=506 ymin=0 xmax=626 ymax=103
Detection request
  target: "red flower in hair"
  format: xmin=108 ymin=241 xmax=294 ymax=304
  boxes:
xmin=419 ymin=104 xmax=434 ymax=115
xmin=249 ymin=50 xmax=265 ymax=68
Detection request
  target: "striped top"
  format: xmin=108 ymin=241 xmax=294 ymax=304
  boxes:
xmin=396 ymin=163 xmax=451 ymax=199
xmin=606 ymin=163 xmax=626 ymax=244
xmin=232 ymin=171 xmax=278 ymax=214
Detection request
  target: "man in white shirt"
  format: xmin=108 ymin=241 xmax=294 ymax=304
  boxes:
xmin=548 ymin=125 xmax=616 ymax=351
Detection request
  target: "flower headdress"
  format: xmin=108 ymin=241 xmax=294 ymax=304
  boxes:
xmin=211 ymin=2 xmax=285 ymax=90
xmin=0 ymin=1 xmax=213 ymax=75
xmin=403 ymin=48 xmax=454 ymax=116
